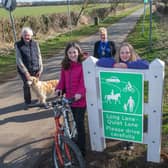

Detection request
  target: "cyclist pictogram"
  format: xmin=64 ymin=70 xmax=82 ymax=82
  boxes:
xmin=123 ymin=81 xmax=135 ymax=93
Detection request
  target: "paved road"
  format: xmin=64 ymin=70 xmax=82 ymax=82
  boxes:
xmin=0 ymin=8 xmax=144 ymax=168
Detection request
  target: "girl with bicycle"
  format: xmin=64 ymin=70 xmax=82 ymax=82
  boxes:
xmin=97 ymin=42 xmax=149 ymax=69
xmin=55 ymin=42 xmax=87 ymax=157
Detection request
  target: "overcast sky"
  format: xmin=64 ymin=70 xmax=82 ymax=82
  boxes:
xmin=0 ymin=0 xmax=63 ymax=2
xmin=17 ymin=0 xmax=63 ymax=1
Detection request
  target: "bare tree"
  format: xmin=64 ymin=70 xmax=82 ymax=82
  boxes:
xmin=109 ymin=0 xmax=120 ymax=12
xmin=75 ymin=0 xmax=89 ymax=25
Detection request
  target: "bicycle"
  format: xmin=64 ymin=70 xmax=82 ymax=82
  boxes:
xmin=52 ymin=96 xmax=86 ymax=168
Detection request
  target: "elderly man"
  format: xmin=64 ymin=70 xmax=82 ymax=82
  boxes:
xmin=15 ymin=27 xmax=43 ymax=109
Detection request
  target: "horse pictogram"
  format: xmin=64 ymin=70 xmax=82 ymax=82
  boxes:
xmin=105 ymin=90 xmax=121 ymax=104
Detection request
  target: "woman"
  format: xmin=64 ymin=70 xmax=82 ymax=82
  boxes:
xmin=97 ymin=42 xmax=149 ymax=69
xmin=93 ymin=27 xmax=116 ymax=59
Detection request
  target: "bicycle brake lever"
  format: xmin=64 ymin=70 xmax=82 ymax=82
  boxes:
xmin=68 ymin=97 xmax=75 ymax=104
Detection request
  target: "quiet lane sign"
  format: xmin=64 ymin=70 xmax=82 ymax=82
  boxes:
xmin=99 ymin=71 xmax=144 ymax=143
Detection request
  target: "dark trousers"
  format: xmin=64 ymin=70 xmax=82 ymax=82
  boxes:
xmin=18 ymin=69 xmax=38 ymax=104
xmin=71 ymin=107 xmax=86 ymax=155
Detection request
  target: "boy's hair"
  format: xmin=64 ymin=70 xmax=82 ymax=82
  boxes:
xmin=115 ymin=42 xmax=139 ymax=62
xmin=62 ymin=42 xmax=84 ymax=69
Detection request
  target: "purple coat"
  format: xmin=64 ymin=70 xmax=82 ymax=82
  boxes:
xmin=56 ymin=61 xmax=86 ymax=107
xmin=97 ymin=57 xmax=149 ymax=69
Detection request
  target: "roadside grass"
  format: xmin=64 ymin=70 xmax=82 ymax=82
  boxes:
xmin=127 ymin=9 xmax=168 ymax=135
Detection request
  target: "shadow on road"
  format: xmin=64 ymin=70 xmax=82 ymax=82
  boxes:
xmin=0 ymin=103 xmax=25 ymax=115
xmin=0 ymin=105 xmax=53 ymax=125
xmin=0 ymin=136 xmax=53 ymax=168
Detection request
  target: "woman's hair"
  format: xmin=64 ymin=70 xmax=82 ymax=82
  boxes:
xmin=115 ymin=42 xmax=139 ymax=62
xmin=99 ymin=27 xmax=107 ymax=35
xmin=21 ymin=27 xmax=33 ymax=37
xmin=61 ymin=42 xmax=84 ymax=69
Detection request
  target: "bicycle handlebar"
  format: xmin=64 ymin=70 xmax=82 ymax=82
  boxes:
xmin=52 ymin=96 xmax=75 ymax=107
xmin=62 ymin=97 xmax=75 ymax=104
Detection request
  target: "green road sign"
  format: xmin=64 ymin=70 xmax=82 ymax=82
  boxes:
xmin=99 ymin=71 xmax=144 ymax=143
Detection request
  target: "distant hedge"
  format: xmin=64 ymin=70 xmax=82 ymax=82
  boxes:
xmin=0 ymin=6 xmax=114 ymax=43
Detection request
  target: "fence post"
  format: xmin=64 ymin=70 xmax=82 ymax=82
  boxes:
xmin=83 ymin=56 xmax=106 ymax=151
xmin=147 ymin=58 xmax=165 ymax=162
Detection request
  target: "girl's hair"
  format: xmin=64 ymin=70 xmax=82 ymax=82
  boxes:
xmin=62 ymin=42 xmax=84 ymax=69
xmin=115 ymin=42 xmax=139 ymax=62
xmin=21 ymin=27 xmax=33 ymax=37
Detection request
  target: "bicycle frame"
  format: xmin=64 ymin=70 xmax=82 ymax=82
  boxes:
xmin=52 ymin=97 xmax=77 ymax=166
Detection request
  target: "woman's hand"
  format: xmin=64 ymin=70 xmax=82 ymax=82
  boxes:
xmin=113 ymin=63 xmax=128 ymax=68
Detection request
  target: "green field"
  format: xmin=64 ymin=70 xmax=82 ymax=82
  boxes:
xmin=0 ymin=4 xmax=113 ymax=18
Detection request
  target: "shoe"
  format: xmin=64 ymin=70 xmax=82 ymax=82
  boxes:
xmin=129 ymin=144 xmax=134 ymax=150
xmin=24 ymin=101 xmax=39 ymax=109
xmin=81 ymin=150 xmax=86 ymax=157
xmin=122 ymin=141 xmax=129 ymax=150
xmin=123 ymin=146 xmax=128 ymax=150
xmin=127 ymin=142 xmax=134 ymax=150
xmin=24 ymin=103 xmax=30 ymax=110
xmin=122 ymin=142 xmax=134 ymax=150
xmin=31 ymin=100 xmax=39 ymax=105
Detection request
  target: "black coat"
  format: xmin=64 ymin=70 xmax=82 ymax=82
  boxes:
xmin=16 ymin=38 xmax=40 ymax=73
xmin=93 ymin=40 xmax=116 ymax=59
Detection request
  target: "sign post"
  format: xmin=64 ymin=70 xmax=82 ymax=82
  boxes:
xmin=142 ymin=0 xmax=148 ymax=34
xmin=99 ymin=71 xmax=144 ymax=143
xmin=149 ymin=0 xmax=153 ymax=51
xmin=2 ymin=0 xmax=17 ymax=42
xmin=67 ymin=0 xmax=72 ymax=35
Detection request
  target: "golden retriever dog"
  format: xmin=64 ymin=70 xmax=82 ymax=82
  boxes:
xmin=28 ymin=76 xmax=58 ymax=106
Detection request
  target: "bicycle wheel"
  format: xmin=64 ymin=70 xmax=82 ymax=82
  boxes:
xmin=52 ymin=135 xmax=85 ymax=168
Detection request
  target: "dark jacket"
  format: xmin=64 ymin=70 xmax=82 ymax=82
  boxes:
xmin=15 ymin=38 xmax=43 ymax=75
xmin=93 ymin=40 xmax=116 ymax=59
